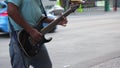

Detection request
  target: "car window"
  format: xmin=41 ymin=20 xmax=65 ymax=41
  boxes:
xmin=45 ymin=5 xmax=54 ymax=11
xmin=0 ymin=1 xmax=7 ymax=14
xmin=0 ymin=3 xmax=6 ymax=9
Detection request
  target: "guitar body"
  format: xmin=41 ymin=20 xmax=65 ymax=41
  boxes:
xmin=17 ymin=4 xmax=79 ymax=57
xmin=18 ymin=29 xmax=52 ymax=57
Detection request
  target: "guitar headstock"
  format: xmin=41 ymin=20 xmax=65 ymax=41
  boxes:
xmin=69 ymin=0 xmax=86 ymax=12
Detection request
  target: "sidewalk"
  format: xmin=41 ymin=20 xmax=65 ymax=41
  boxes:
xmin=91 ymin=57 xmax=120 ymax=68
xmin=68 ymin=51 xmax=120 ymax=68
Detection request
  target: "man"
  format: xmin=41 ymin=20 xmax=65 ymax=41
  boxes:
xmin=6 ymin=0 xmax=67 ymax=68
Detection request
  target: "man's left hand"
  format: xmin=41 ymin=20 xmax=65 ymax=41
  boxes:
xmin=59 ymin=17 xmax=68 ymax=27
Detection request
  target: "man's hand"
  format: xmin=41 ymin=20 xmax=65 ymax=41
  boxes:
xmin=29 ymin=28 xmax=43 ymax=43
xmin=59 ymin=17 xmax=68 ymax=27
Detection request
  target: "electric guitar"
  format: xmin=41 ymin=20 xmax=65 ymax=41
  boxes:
xmin=18 ymin=4 xmax=80 ymax=57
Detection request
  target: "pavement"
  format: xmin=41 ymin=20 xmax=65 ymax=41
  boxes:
xmin=67 ymin=8 xmax=120 ymax=68
xmin=87 ymin=9 xmax=120 ymax=68
xmin=91 ymin=57 xmax=120 ymax=68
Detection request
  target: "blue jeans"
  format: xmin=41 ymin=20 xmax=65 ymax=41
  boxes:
xmin=9 ymin=31 xmax=52 ymax=68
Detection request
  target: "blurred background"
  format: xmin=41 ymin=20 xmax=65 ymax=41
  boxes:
xmin=0 ymin=0 xmax=120 ymax=34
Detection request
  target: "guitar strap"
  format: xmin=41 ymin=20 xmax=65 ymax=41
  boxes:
xmin=35 ymin=0 xmax=48 ymax=30
xmin=39 ymin=0 xmax=47 ymax=17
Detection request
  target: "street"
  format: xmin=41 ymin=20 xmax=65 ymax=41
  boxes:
xmin=0 ymin=34 xmax=10 ymax=68
xmin=0 ymin=11 xmax=120 ymax=68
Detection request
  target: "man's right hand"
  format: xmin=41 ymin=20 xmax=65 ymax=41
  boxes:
xmin=29 ymin=28 xmax=43 ymax=43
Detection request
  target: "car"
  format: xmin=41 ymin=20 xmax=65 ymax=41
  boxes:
xmin=47 ymin=5 xmax=64 ymax=16
xmin=0 ymin=1 xmax=59 ymax=33
xmin=0 ymin=1 xmax=8 ymax=33
xmin=43 ymin=12 xmax=57 ymax=33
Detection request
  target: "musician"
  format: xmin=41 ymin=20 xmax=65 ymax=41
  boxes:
xmin=6 ymin=0 xmax=67 ymax=68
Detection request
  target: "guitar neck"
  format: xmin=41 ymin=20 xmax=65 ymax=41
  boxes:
xmin=41 ymin=4 xmax=79 ymax=34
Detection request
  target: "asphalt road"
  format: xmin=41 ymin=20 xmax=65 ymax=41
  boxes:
xmin=0 ymin=34 xmax=10 ymax=68
xmin=0 ymin=11 xmax=120 ymax=68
